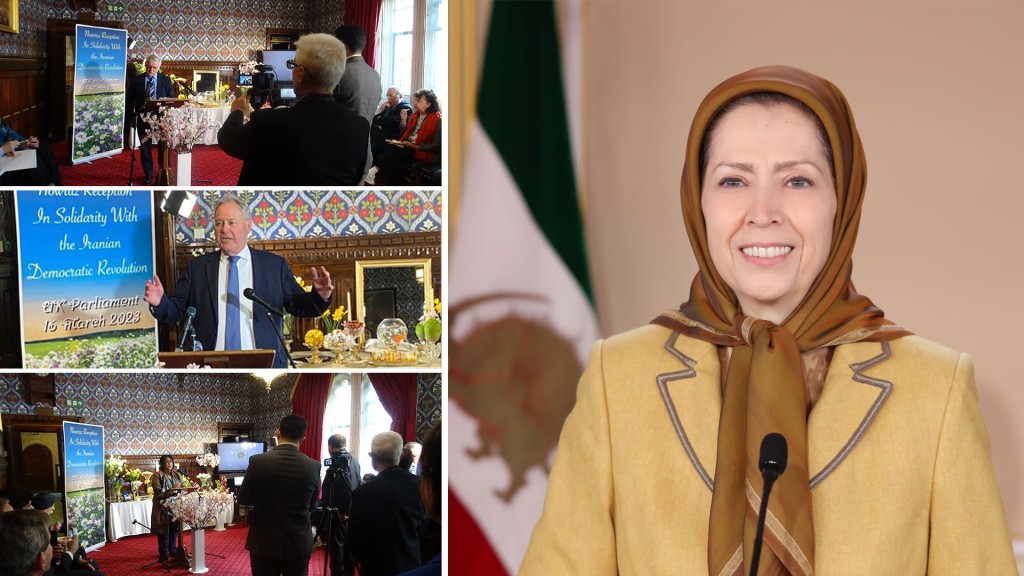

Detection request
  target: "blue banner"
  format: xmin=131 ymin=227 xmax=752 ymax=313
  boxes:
xmin=63 ymin=421 xmax=106 ymax=551
xmin=15 ymin=190 xmax=157 ymax=368
xmin=72 ymin=25 xmax=128 ymax=164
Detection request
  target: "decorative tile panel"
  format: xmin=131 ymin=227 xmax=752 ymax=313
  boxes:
xmin=175 ymin=190 xmax=442 ymax=244
xmin=416 ymin=372 xmax=441 ymax=442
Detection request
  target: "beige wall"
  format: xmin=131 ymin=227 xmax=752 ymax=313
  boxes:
xmin=582 ymin=1 xmax=1023 ymax=538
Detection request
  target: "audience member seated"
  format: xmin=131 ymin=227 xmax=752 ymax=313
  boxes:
xmin=0 ymin=510 xmax=52 ymax=576
xmin=32 ymin=492 xmax=101 ymax=574
xmin=217 ymin=33 xmax=369 ymax=186
xmin=349 ymin=432 xmax=425 ymax=576
xmin=1 ymin=118 xmax=62 ymax=186
xmin=371 ymin=87 xmax=413 ymax=164
xmin=371 ymin=89 xmax=441 ymax=185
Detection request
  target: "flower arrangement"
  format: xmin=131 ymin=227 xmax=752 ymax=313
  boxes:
xmin=196 ymin=452 xmax=220 ymax=468
xmin=139 ymin=102 xmax=221 ymax=154
xmin=196 ymin=473 xmax=212 ymax=489
xmin=216 ymin=83 xmax=231 ymax=102
xmin=164 ymin=491 xmax=233 ymax=529
xmin=304 ymin=329 xmax=324 ymax=349
xmin=104 ymin=455 xmax=126 ymax=479
xmin=123 ymin=468 xmax=142 ymax=483
xmin=321 ymin=306 xmax=347 ymax=333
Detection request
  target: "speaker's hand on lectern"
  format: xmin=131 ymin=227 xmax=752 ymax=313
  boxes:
xmin=144 ymin=275 xmax=165 ymax=307
xmin=309 ymin=266 xmax=334 ymax=301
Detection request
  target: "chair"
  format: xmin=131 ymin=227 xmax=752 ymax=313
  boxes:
xmin=412 ymin=162 xmax=442 ymax=186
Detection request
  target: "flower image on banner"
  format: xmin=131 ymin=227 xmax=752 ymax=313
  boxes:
xmin=63 ymin=422 xmax=107 ymax=552
xmin=71 ymin=25 xmax=128 ymax=164
xmin=15 ymin=191 xmax=158 ymax=368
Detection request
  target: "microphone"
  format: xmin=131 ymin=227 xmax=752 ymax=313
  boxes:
xmin=750 ymin=433 xmax=788 ymax=576
xmin=243 ymin=288 xmax=283 ymax=317
xmin=175 ymin=306 xmax=196 ymax=351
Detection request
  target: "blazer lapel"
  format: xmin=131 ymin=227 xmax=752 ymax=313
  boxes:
xmin=204 ymin=251 xmax=220 ymax=321
xmin=807 ymin=340 xmax=895 ymax=488
xmin=656 ymin=331 xmax=722 ymax=492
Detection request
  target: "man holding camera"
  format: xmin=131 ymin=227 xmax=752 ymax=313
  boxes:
xmin=319 ymin=434 xmax=362 ymax=576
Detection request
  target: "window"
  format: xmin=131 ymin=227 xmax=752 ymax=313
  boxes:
xmin=320 ymin=374 xmax=392 ymax=479
xmin=377 ymin=0 xmax=446 ymax=107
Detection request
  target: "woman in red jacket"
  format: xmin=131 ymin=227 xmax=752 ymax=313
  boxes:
xmin=373 ymin=89 xmax=442 ymax=185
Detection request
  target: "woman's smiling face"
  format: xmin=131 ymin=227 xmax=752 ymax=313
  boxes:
xmin=701 ymin=102 xmax=836 ymax=324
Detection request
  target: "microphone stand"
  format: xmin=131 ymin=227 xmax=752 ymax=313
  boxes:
xmin=135 ymin=519 xmax=172 ymax=572
xmin=261 ymin=307 xmax=296 ymax=368
xmin=128 ymin=114 xmax=139 ymax=186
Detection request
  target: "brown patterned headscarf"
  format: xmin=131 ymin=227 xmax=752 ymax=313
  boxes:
xmin=652 ymin=66 xmax=911 ymax=576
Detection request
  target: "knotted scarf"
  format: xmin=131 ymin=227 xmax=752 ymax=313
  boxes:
xmin=652 ymin=65 xmax=911 ymax=576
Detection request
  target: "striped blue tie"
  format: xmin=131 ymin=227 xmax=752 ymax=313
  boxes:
xmin=225 ymin=255 xmax=241 ymax=350
xmin=147 ymin=76 xmax=155 ymax=99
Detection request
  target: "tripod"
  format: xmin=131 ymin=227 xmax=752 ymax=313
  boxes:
xmin=317 ymin=463 xmax=354 ymax=576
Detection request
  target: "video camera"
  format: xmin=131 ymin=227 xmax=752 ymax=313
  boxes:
xmin=249 ymin=64 xmax=277 ymax=108
xmin=324 ymin=454 xmax=350 ymax=469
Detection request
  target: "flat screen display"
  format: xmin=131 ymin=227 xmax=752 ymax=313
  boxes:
xmin=238 ymin=74 xmax=252 ymax=86
xmin=217 ymin=441 xmax=264 ymax=473
xmin=279 ymin=87 xmax=296 ymax=100
xmin=261 ymin=50 xmax=295 ymax=83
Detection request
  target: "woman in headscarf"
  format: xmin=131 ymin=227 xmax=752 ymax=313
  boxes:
xmin=519 ymin=66 xmax=1016 ymax=575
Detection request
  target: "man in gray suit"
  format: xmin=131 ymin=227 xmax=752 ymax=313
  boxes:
xmin=334 ymin=24 xmax=382 ymax=179
xmin=238 ymin=415 xmax=321 ymax=576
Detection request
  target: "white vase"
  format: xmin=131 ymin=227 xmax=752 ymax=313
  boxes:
xmin=189 ymin=528 xmax=208 ymax=573
xmin=176 ymin=151 xmax=192 ymax=186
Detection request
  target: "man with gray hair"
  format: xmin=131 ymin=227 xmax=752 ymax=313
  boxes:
xmin=144 ymin=194 xmax=333 ymax=367
xmin=218 ymin=33 xmax=369 ymax=185
xmin=128 ymin=54 xmax=175 ymax=184
xmin=348 ymin=431 xmax=425 ymax=576
xmin=0 ymin=509 xmax=52 ymax=576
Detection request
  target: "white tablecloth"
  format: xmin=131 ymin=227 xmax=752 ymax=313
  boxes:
xmin=192 ymin=105 xmax=233 ymax=145
xmin=107 ymin=498 xmax=235 ymax=542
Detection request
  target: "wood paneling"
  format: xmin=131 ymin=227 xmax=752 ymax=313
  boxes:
xmin=0 ymin=57 xmax=46 ymax=140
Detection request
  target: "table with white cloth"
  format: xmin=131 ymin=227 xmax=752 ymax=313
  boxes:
xmin=107 ymin=498 xmax=235 ymax=542
xmin=192 ymin=105 xmax=233 ymax=145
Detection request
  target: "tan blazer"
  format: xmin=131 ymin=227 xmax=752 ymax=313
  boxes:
xmin=520 ymin=325 xmax=1016 ymax=575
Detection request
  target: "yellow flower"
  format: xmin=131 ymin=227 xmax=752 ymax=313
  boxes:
xmin=304 ymin=329 xmax=324 ymax=348
xmin=295 ymin=275 xmax=305 ymax=287
xmin=321 ymin=309 xmax=331 ymax=319
xmin=434 ymin=298 xmax=442 ymax=314
xmin=332 ymin=307 xmax=345 ymax=323
xmin=177 ymin=94 xmax=185 ymax=100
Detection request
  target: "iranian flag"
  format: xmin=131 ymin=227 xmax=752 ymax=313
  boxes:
xmin=449 ymin=1 xmax=599 ymax=574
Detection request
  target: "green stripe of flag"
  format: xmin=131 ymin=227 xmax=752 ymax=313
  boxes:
xmin=477 ymin=0 xmax=593 ymax=303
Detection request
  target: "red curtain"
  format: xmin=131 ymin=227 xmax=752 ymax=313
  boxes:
xmin=344 ymin=0 xmax=382 ymax=68
xmin=368 ymin=373 xmax=417 ymax=442
xmin=292 ymin=373 xmax=333 ymax=462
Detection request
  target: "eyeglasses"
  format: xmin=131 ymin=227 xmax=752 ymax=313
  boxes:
xmin=285 ymin=59 xmax=301 ymax=70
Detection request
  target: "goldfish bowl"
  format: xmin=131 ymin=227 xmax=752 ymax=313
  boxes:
xmin=376 ymin=318 xmax=408 ymax=350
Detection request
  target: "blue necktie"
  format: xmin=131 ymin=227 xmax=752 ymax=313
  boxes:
xmin=225 ymin=255 xmax=241 ymax=350
xmin=147 ymin=76 xmax=155 ymax=99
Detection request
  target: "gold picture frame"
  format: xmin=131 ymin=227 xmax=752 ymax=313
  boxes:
xmin=0 ymin=0 xmax=18 ymax=34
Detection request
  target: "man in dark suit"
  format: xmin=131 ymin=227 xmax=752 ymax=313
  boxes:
xmin=333 ymin=24 xmax=382 ymax=178
xmin=348 ymin=431 xmax=425 ymax=576
xmin=218 ymin=33 xmax=369 ymax=185
xmin=143 ymin=194 xmax=333 ymax=367
xmin=237 ymin=415 xmax=321 ymax=576
xmin=127 ymin=55 xmax=175 ymax=184
xmin=370 ymin=87 xmax=413 ymax=165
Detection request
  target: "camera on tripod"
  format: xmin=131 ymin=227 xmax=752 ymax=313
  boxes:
xmin=248 ymin=64 xmax=277 ymax=108
xmin=324 ymin=454 xmax=350 ymax=468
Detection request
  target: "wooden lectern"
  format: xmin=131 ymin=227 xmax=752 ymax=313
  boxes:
xmin=142 ymin=98 xmax=185 ymax=186
xmin=158 ymin=350 xmax=276 ymax=369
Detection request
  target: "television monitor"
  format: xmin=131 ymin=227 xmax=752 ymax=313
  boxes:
xmin=217 ymin=441 xmax=265 ymax=473
xmin=238 ymin=74 xmax=253 ymax=86
xmin=261 ymin=50 xmax=295 ymax=83
xmin=279 ymin=87 xmax=296 ymax=100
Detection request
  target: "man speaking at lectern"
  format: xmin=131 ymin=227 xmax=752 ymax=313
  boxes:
xmin=128 ymin=54 xmax=175 ymax=184
xmin=144 ymin=194 xmax=332 ymax=367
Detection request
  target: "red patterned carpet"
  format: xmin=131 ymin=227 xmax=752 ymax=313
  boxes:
xmin=52 ymin=140 xmax=243 ymax=187
xmin=90 ymin=524 xmax=331 ymax=576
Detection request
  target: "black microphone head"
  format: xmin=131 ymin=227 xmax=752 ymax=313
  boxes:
xmin=185 ymin=305 xmax=196 ymax=318
xmin=759 ymin=432 xmax=788 ymax=476
xmin=243 ymin=287 xmax=256 ymax=300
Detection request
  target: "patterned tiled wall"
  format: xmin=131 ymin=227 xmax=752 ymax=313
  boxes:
xmin=0 ymin=372 xmax=298 ymax=454
xmin=365 ymin=265 xmax=423 ymax=339
xmin=307 ymin=0 xmax=346 ymax=35
xmin=176 ymin=190 xmax=442 ymax=244
xmin=415 ymin=372 xmax=441 ymax=442
xmin=0 ymin=0 xmax=341 ymax=59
